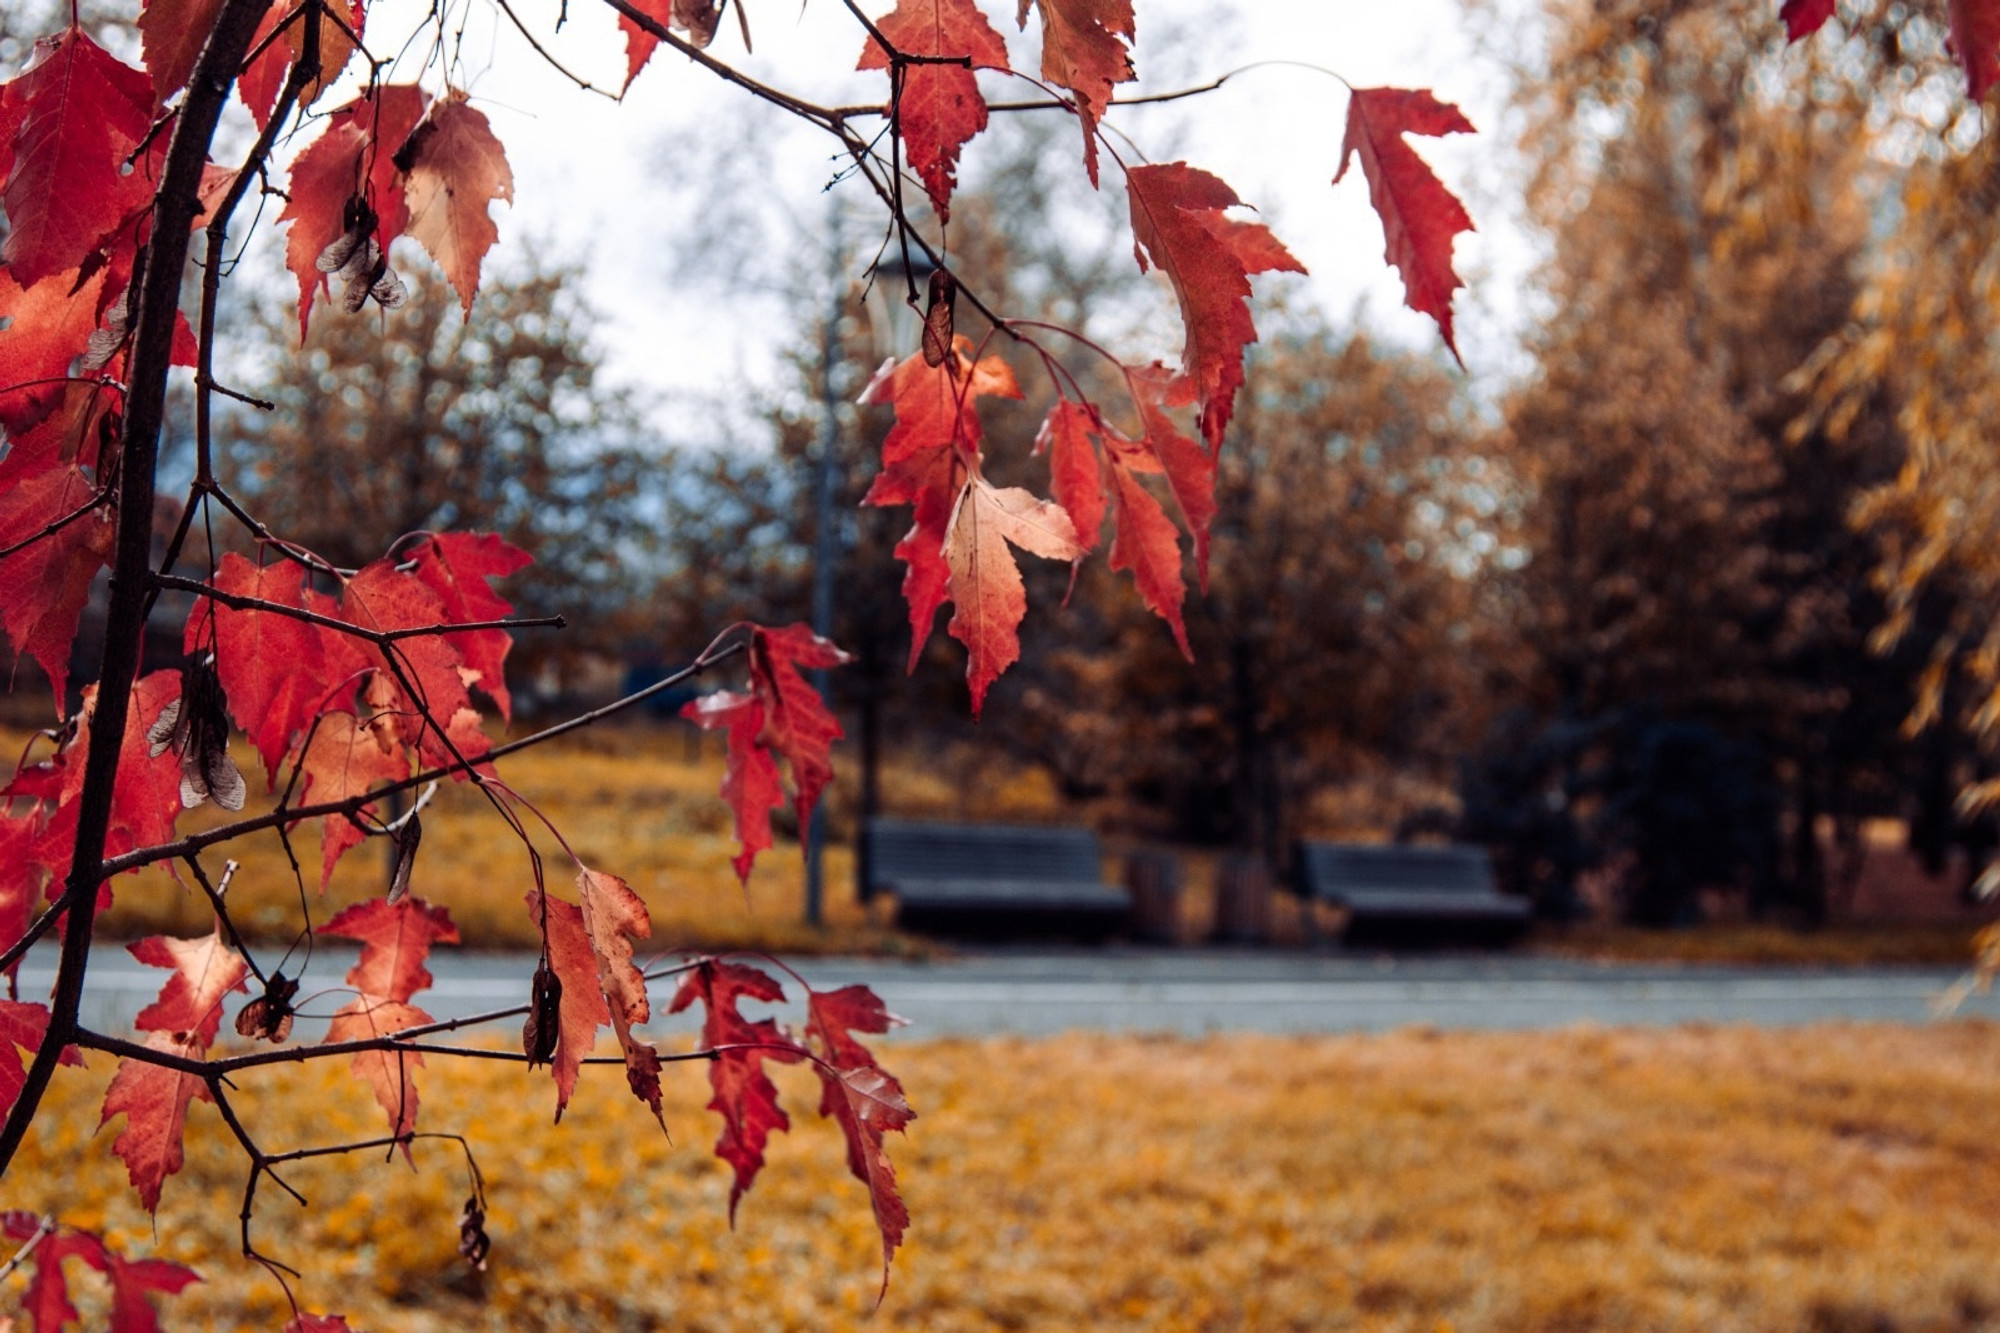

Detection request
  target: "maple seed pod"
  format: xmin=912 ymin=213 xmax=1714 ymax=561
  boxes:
xmin=523 ymin=959 xmax=562 ymax=1067
xmin=458 ymin=1194 xmax=491 ymax=1270
xmin=922 ymin=267 xmax=957 ymax=369
xmin=149 ymin=653 xmax=246 ymax=811
xmin=235 ymin=971 xmax=300 ymax=1044
xmin=387 ymin=813 xmax=423 ymax=903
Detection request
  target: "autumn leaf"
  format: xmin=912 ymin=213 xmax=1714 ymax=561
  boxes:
xmin=100 ymin=1032 xmax=210 ymax=1212
xmin=284 ymin=1317 xmax=356 ymax=1333
xmin=681 ymin=690 xmax=782 ymax=882
xmin=325 ymin=996 xmax=432 ymax=1151
xmin=194 ymin=554 xmax=332 ymax=783
xmin=522 ymin=889 xmax=611 ymax=1120
xmin=1951 ymin=0 xmax=2000 ymax=100
xmin=857 ymin=0 xmax=1011 ymax=219
xmin=683 ymin=624 xmax=850 ymax=882
xmin=236 ymin=0 xmax=365 ymax=128
xmin=1016 ymin=0 xmax=1135 ymax=185
xmin=1335 ymin=87 xmax=1475 ymax=363
xmin=138 ymin=0 xmax=225 ymax=101
xmin=1123 ymin=359 xmax=1216 ymax=586
xmin=323 ymin=895 xmax=458 ymax=1003
xmin=1779 ymin=0 xmax=1836 ymax=41
xmin=406 ymin=533 xmax=531 ymax=721
xmin=576 ymin=868 xmax=665 ymax=1124
xmin=805 ymin=986 xmax=913 ymax=1290
xmin=1036 ymin=400 xmax=1109 ymax=553
xmin=945 ymin=478 xmax=1084 ymax=715
xmin=669 ymin=960 xmax=805 ymax=1220
xmin=620 ymin=0 xmax=731 ymax=90
xmin=1107 ymin=462 xmax=1191 ymax=658
xmin=0 ymin=27 xmax=157 ymax=287
xmin=0 ymin=1000 xmax=81 ymax=1120
xmin=400 ymin=91 xmax=514 ymax=316
xmin=339 ymin=554 xmax=489 ymax=772
xmin=0 ymin=262 xmax=114 ymax=433
xmin=130 ymin=926 xmax=251 ymax=1046
xmin=861 ymin=341 xmax=1023 ymax=664
xmin=0 ymin=1213 xmax=200 ymax=1333
xmin=1126 ymin=162 xmax=1304 ymax=450
xmin=297 ymin=709 xmax=410 ymax=889
xmin=0 ymin=464 xmax=114 ymax=708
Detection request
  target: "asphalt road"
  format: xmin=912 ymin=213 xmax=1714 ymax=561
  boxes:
xmin=22 ymin=946 xmax=2000 ymax=1041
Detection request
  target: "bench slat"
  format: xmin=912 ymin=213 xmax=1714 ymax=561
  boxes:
xmin=863 ymin=819 xmax=1131 ymax=940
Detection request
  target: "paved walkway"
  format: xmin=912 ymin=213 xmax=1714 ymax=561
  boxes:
xmin=23 ymin=946 xmax=2000 ymax=1041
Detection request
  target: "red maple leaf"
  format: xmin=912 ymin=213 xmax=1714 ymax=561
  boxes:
xmin=297 ymin=709 xmax=411 ymax=888
xmin=1106 ymin=457 xmax=1191 ymax=658
xmin=669 ymin=959 xmax=805 ymax=1220
xmin=1016 ymin=0 xmax=1135 ymax=185
xmin=0 ymin=261 xmax=115 ymax=434
xmin=0 ymin=464 xmax=114 ymax=708
xmin=576 ymin=868 xmax=666 ymax=1125
xmin=619 ymin=0 xmax=730 ymax=91
xmin=522 ymin=888 xmax=612 ymax=1119
xmin=861 ymin=341 xmax=1024 ymax=665
xmin=1036 ymin=399 xmax=1108 ymax=553
xmin=138 ymin=0 xmax=225 ymax=101
xmin=325 ymin=996 xmax=432 ymax=1150
xmin=1779 ymin=0 xmax=1837 ymax=41
xmin=399 ymin=91 xmax=514 ymax=315
xmin=0 ymin=999 xmax=82 ymax=1119
xmin=339 ymin=554 xmax=489 ymax=772
xmin=193 ymin=553 xmax=334 ymax=783
xmin=285 ymin=1316 xmax=356 ymax=1333
xmin=0 ymin=26 xmax=157 ymax=287
xmin=406 ymin=532 xmax=530 ymax=721
xmin=682 ymin=624 xmax=848 ymax=882
xmin=130 ymin=926 xmax=251 ymax=1046
xmin=1952 ymin=0 xmax=2000 ymax=99
xmin=1126 ymin=162 xmax=1304 ymax=451
xmin=1123 ymin=359 xmax=1216 ymax=585
xmin=236 ymin=0 xmax=365 ymax=130
xmin=680 ymin=690 xmax=783 ymax=882
xmin=100 ymin=1032 xmax=209 ymax=1212
xmin=1 ymin=1212 xmax=201 ymax=1333
xmin=323 ymin=895 xmax=458 ymax=1003
xmin=1335 ymin=87 xmax=1476 ymax=363
xmin=805 ymin=986 xmax=913 ymax=1291
xmin=284 ymin=1316 xmax=356 ymax=1333
xmin=858 ymin=0 xmax=1012 ymax=220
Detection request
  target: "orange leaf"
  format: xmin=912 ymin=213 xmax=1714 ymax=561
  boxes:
xmin=577 ymin=868 xmax=665 ymax=1126
xmin=400 ymin=91 xmax=513 ymax=316
xmin=944 ymin=478 xmax=1083 ymax=715
xmin=325 ymin=996 xmax=431 ymax=1154
xmin=523 ymin=889 xmax=612 ymax=1119
xmin=1016 ymin=0 xmax=1134 ymax=185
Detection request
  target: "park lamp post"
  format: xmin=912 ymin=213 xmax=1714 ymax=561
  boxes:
xmin=803 ymin=227 xmax=938 ymax=927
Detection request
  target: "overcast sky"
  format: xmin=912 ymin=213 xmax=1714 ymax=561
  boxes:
xmin=356 ymin=0 xmax=1541 ymax=410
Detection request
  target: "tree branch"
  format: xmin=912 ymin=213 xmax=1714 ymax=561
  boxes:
xmin=0 ymin=0 xmax=281 ymax=1181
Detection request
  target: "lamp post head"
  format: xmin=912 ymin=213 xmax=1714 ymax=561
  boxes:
xmin=867 ymin=250 xmax=942 ymax=363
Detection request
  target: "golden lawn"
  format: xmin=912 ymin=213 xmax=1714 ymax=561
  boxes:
xmin=6 ymin=1022 xmax=2000 ymax=1330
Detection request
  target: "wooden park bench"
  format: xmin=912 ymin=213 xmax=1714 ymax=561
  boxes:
xmin=1294 ymin=841 xmax=1532 ymax=947
xmin=861 ymin=818 xmax=1131 ymax=940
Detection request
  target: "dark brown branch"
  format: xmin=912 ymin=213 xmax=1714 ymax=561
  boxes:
xmin=152 ymin=572 xmax=565 ymax=641
xmin=0 ymin=0 xmax=282 ymax=1182
xmin=0 ymin=492 xmax=111 ymax=563
xmin=596 ymin=0 xmax=836 ymax=124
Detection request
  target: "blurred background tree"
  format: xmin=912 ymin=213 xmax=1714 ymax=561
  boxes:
xmin=221 ymin=254 xmax=661 ymax=699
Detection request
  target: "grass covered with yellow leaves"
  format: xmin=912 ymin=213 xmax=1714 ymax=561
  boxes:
xmin=9 ymin=1022 xmax=2000 ymax=1330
